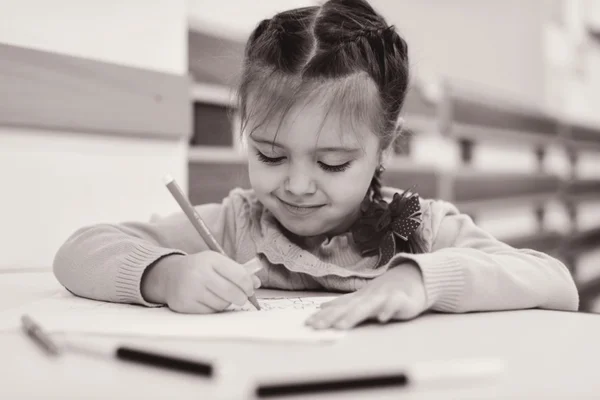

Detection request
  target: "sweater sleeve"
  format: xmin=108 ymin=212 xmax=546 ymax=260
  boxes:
xmin=53 ymin=192 xmax=241 ymax=307
xmin=392 ymin=200 xmax=579 ymax=313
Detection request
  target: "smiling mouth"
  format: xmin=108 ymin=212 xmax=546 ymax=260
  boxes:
xmin=277 ymin=198 xmax=324 ymax=216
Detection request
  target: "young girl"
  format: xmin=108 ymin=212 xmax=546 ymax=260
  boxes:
xmin=53 ymin=0 xmax=579 ymax=330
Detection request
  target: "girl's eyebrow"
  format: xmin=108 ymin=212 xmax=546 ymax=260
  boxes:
xmin=250 ymin=137 xmax=361 ymax=153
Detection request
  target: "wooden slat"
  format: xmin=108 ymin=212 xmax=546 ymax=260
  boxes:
xmin=563 ymin=179 xmax=600 ymax=202
xmin=448 ymin=90 xmax=558 ymax=137
xmin=569 ymin=179 xmax=600 ymax=196
xmin=569 ymin=122 xmax=600 ymax=145
xmin=188 ymin=161 xmax=250 ymax=205
xmin=505 ymin=231 xmax=564 ymax=254
xmin=191 ymin=103 xmax=234 ymax=146
xmin=188 ymin=29 xmax=244 ymax=87
xmin=562 ymin=227 xmax=600 ymax=255
xmin=0 ymin=43 xmax=190 ymax=140
xmin=453 ymin=171 xmax=560 ymax=203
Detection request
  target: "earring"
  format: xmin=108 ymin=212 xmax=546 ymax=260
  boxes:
xmin=377 ymin=165 xmax=386 ymax=174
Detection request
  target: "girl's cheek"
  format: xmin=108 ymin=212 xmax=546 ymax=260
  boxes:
xmin=250 ymin=164 xmax=284 ymax=190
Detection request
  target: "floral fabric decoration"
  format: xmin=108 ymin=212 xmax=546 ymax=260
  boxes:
xmin=351 ymin=190 xmax=423 ymax=268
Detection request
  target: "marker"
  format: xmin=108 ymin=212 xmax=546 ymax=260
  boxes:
xmin=256 ymin=372 xmax=408 ymax=397
xmin=162 ymin=174 xmax=262 ymax=310
xmin=255 ymin=359 xmax=504 ymax=397
xmin=115 ymin=346 xmax=213 ymax=377
xmin=22 ymin=314 xmax=214 ymax=377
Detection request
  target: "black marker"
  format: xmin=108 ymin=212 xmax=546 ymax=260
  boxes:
xmin=256 ymin=372 xmax=408 ymax=397
xmin=255 ymin=359 xmax=504 ymax=398
xmin=116 ymin=346 xmax=213 ymax=377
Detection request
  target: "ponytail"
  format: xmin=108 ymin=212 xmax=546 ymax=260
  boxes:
xmin=369 ymin=165 xmax=384 ymax=202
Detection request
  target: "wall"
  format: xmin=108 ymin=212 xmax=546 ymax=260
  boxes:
xmin=544 ymin=0 xmax=600 ymax=123
xmin=0 ymin=0 xmax=189 ymax=269
xmin=188 ymin=0 xmax=318 ymax=40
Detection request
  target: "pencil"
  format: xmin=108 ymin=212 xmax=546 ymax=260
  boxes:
xmin=21 ymin=314 xmax=60 ymax=356
xmin=162 ymin=174 xmax=261 ymax=310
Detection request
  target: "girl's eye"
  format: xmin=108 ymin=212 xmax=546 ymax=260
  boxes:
xmin=256 ymin=150 xmax=285 ymax=164
xmin=319 ymin=161 xmax=351 ymax=173
xmin=256 ymin=150 xmax=350 ymax=172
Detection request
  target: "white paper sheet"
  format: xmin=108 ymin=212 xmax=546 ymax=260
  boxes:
xmin=0 ymin=292 xmax=343 ymax=342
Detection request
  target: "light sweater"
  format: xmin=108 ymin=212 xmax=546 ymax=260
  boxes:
xmin=53 ymin=187 xmax=579 ymax=312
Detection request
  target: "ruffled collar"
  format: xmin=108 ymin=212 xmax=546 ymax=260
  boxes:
xmin=249 ymin=187 xmax=424 ymax=278
xmin=255 ymin=208 xmax=384 ymax=278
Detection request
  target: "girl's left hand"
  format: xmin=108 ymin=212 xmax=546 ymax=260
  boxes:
xmin=306 ymin=262 xmax=428 ymax=330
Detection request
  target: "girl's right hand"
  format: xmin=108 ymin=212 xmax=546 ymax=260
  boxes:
xmin=142 ymin=251 xmax=260 ymax=314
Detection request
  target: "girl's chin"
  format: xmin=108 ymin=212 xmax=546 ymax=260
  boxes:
xmin=278 ymin=217 xmax=348 ymax=238
xmin=281 ymin=222 xmax=327 ymax=237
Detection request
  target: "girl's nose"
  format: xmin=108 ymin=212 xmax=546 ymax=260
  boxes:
xmin=284 ymin=165 xmax=317 ymax=196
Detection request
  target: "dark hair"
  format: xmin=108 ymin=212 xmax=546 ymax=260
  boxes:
xmin=238 ymin=0 xmax=425 ymax=255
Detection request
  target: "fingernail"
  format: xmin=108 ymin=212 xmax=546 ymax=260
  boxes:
xmin=313 ymin=320 xmax=327 ymax=330
xmin=378 ymin=313 xmax=391 ymax=323
xmin=335 ymin=320 xmax=350 ymax=330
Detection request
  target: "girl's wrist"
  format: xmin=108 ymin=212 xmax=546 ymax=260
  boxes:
xmin=141 ymin=255 xmax=182 ymax=304
xmin=390 ymin=260 xmax=425 ymax=295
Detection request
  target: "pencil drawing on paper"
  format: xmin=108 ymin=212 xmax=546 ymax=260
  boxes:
xmin=228 ymin=297 xmax=334 ymax=312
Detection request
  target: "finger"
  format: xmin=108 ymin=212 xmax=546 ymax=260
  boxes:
xmin=252 ymin=275 xmax=261 ymax=289
xmin=334 ymin=294 xmax=389 ymax=330
xmin=306 ymin=305 xmax=351 ymax=330
xmin=205 ymin=270 xmax=249 ymax=306
xmin=378 ymin=292 xmax=414 ymax=322
xmin=307 ymin=294 xmax=367 ymax=330
xmin=197 ymin=286 xmax=231 ymax=311
xmin=168 ymin=298 xmax=217 ymax=314
xmin=211 ymin=256 xmax=255 ymax=297
xmin=319 ymin=293 xmax=358 ymax=309
xmin=306 ymin=293 xmax=356 ymax=326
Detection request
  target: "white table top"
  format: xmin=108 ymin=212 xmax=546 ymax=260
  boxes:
xmin=0 ymin=270 xmax=598 ymax=399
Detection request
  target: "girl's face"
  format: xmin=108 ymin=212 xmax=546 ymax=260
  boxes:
xmin=246 ymin=100 xmax=381 ymax=237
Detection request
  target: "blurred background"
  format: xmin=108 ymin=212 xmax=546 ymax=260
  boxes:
xmin=0 ymin=1 xmax=599 ymax=310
